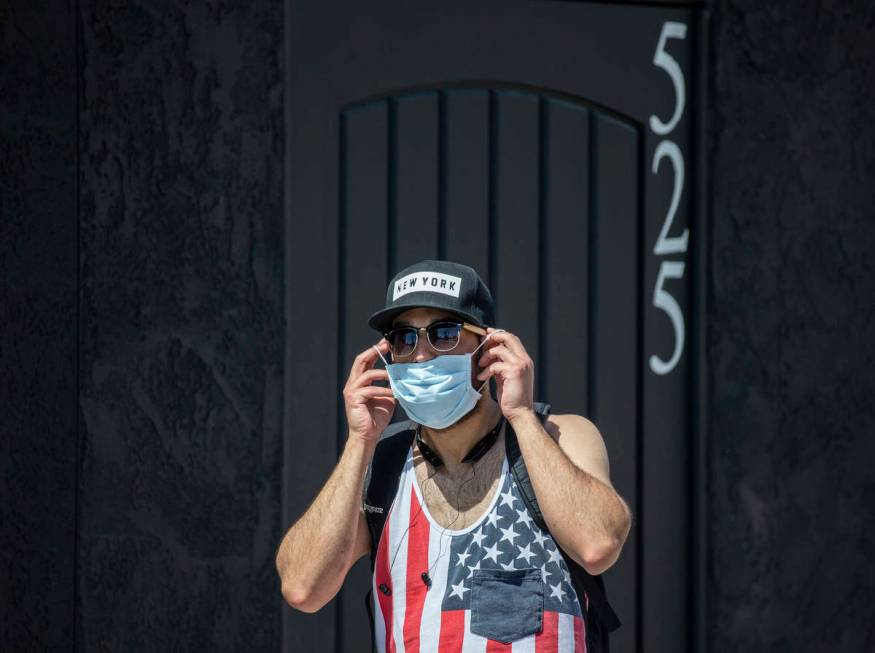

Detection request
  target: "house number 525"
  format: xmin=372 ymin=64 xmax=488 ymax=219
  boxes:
xmin=649 ymin=21 xmax=688 ymax=376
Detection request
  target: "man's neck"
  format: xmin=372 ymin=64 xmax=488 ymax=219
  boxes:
xmin=418 ymin=395 xmax=504 ymax=473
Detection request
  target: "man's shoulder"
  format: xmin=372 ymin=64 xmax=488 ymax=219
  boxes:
xmin=543 ymin=412 xmax=597 ymax=439
xmin=542 ymin=412 xmax=612 ymax=486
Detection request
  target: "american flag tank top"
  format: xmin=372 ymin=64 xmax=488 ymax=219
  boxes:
xmin=371 ymin=444 xmax=588 ymax=652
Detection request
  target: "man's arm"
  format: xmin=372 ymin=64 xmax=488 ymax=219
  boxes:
xmin=476 ymin=328 xmax=632 ymax=576
xmin=508 ymin=410 xmax=632 ymax=576
xmin=274 ymin=438 xmax=373 ymax=613
xmin=275 ymin=340 xmax=395 ymax=612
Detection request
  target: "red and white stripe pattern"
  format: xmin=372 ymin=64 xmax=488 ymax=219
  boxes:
xmin=371 ymin=449 xmax=587 ymax=652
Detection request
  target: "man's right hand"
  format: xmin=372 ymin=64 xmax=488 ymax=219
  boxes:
xmin=278 ymin=339 xmax=395 ymax=612
xmin=342 ymin=339 xmax=396 ymax=445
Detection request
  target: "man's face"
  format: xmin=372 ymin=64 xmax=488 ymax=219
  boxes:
xmin=388 ymin=307 xmax=490 ymax=425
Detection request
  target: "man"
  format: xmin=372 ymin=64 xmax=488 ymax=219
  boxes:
xmin=275 ymin=259 xmax=631 ymax=650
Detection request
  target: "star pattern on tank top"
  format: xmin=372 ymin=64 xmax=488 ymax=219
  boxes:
xmin=440 ymin=469 xmax=581 ymax=616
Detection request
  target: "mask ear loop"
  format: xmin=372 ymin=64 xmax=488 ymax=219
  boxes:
xmin=471 ymin=328 xmax=505 ymax=393
xmin=372 ymin=346 xmax=399 ymax=399
xmin=373 ymin=345 xmax=390 ymax=367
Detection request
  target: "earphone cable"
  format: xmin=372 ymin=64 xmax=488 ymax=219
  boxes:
xmin=382 ymin=426 xmax=505 ymax=589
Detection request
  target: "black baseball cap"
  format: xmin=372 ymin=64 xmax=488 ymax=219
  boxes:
xmin=368 ymin=259 xmax=496 ymax=333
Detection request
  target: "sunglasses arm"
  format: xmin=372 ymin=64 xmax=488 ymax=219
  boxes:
xmin=462 ymin=322 xmax=487 ymax=336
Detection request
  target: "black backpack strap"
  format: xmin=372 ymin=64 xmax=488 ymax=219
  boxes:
xmin=362 ymin=420 xmax=416 ymax=653
xmin=362 ymin=419 xmax=417 ymax=569
xmin=505 ymin=403 xmax=621 ymax=636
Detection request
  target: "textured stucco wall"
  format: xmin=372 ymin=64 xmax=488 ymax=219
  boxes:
xmin=0 ymin=2 xmax=78 ymax=648
xmin=707 ymin=2 xmax=875 ymax=651
xmin=1 ymin=2 xmax=285 ymax=649
xmin=75 ymin=1 xmax=284 ymax=650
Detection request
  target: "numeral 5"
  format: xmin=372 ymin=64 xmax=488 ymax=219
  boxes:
xmin=649 ymin=260 xmax=685 ymax=375
xmin=649 ymin=21 xmax=687 ymax=136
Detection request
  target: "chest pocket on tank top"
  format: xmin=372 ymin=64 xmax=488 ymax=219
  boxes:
xmin=470 ymin=568 xmax=544 ymax=643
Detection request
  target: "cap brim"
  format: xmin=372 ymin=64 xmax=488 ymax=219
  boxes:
xmin=367 ymin=303 xmax=485 ymax=333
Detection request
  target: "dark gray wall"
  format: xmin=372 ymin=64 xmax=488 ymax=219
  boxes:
xmin=0 ymin=2 xmax=77 ymax=648
xmin=707 ymin=1 xmax=875 ymax=651
xmin=2 ymin=0 xmax=285 ymax=651
xmin=76 ymin=1 xmax=284 ymax=649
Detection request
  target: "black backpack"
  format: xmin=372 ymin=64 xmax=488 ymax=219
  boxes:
xmin=362 ymin=401 xmax=621 ymax=652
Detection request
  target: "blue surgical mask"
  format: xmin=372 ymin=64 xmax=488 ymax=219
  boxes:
xmin=373 ymin=330 xmax=504 ymax=430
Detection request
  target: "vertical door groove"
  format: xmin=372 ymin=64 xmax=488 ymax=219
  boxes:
xmin=387 ymin=97 xmax=398 ymax=280
xmin=537 ymin=96 xmax=549 ymax=402
xmin=437 ymin=90 xmax=448 ymax=261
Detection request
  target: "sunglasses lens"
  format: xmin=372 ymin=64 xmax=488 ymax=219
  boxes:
xmin=387 ymin=328 xmax=417 ymax=357
xmin=428 ymin=323 xmax=462 ymax=351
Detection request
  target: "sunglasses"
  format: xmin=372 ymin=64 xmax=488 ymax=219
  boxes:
xmin=383 ymin=320 xmax=487 ymax=358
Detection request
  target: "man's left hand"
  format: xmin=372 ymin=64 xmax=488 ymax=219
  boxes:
xmin=476 ymin=328 xmax=535 ymax=422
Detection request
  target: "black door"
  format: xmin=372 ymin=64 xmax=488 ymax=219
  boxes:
xmin=283 ymin=2 xmax=702 ymax=651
